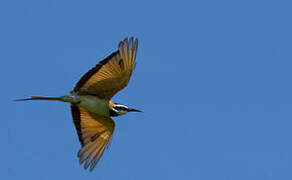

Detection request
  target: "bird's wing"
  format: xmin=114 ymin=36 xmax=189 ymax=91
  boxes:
xmin=73 ymin=37 xmax=138 ymax=100
xmin=71 ymin=105 xmax=115 ymax=171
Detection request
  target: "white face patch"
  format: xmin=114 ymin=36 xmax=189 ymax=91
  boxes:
xmin=113 ymin=104 xmax=129 ymax=116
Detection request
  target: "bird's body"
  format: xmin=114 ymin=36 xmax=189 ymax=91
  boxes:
xmin=17 ymin=37 xmax=141 ymax=171
xmin=78 ymin=95 xmax=110 ymax=117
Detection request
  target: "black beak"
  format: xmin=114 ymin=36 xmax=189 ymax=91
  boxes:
xmin=128 ymin=108 xmax=142 ymax=112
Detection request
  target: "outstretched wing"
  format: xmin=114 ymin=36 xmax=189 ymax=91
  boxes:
xmin=71 ymin=105 xmax=115 ymax=171
xmin=73 ymin=37 xmax=138 ymax=100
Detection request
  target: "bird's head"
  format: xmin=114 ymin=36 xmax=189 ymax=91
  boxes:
xmin=109 ymin=102 xmax=142 ymax=116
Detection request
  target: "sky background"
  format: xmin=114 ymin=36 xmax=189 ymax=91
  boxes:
xmin=1 ymin=0 xmax=292 ymax=179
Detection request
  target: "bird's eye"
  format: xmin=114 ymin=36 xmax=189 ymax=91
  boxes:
xmin=114 ymin=106 xmax=127 ymax=111
xmin=114 ymin=106 xmax=121 ymax=111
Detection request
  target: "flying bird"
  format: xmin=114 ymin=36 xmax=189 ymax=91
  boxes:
xmin=17 ymin=37 xmax=141 ymax=171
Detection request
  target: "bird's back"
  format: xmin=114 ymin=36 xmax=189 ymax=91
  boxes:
xmin=77 ymin=95 xmax=110 ymax=117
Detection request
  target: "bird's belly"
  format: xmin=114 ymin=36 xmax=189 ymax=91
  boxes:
xmin=78 ymin=95 xmax=110 ymax=117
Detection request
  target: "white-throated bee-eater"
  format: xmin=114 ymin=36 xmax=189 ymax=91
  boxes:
xmin=17 ymin=37 xmax=141 ymax=171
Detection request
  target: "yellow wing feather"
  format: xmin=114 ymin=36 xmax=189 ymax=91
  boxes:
xmin=71 ymin=105 xmax=115 ymax=171
xmin=73 ymin=37 xmax=138 ymax=100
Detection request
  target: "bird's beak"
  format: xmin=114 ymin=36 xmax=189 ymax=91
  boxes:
xmin=128 ymin=108 xmax=142 ymax=112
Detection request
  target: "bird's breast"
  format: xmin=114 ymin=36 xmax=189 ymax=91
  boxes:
xmin=77 ymin=95 xmax=110 ymax=117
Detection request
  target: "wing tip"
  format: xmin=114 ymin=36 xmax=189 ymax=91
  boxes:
xmin=119 ymin=37 xmax=138 ymax=50
xmin=118 ymin=37 xmax=138 ymax=59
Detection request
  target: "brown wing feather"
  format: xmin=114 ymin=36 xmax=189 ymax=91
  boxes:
xmin=71 ymin=105 xmax=115 ymax=171
xmin=71 ymin=105 xmax=84 ymax=145
xmin=73 ymin=51 xmax=119 ymax=93
xmin=73 ymin=37 xmax=138 ymax=100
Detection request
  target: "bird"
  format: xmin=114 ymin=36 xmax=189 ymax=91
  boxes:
xmin=16 ymin=37 xmax=141 ymax=171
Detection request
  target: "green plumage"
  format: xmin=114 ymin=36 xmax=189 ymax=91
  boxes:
xmin=16 ymin=95 xmax=110 ymax=117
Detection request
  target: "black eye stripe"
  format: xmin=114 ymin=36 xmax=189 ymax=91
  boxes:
xmin=114 ymin=106 xmax=127 ymax=111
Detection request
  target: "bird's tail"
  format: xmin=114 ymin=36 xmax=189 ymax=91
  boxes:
xmin=15 ymin=96 xmax=65 ymax=102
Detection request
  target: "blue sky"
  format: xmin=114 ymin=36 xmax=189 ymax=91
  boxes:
xmin=1 ymin=0 xmax=292 ymax=179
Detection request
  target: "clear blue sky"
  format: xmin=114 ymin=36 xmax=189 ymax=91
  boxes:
xmin=1 ymin=0 xmax=292 ymax=179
